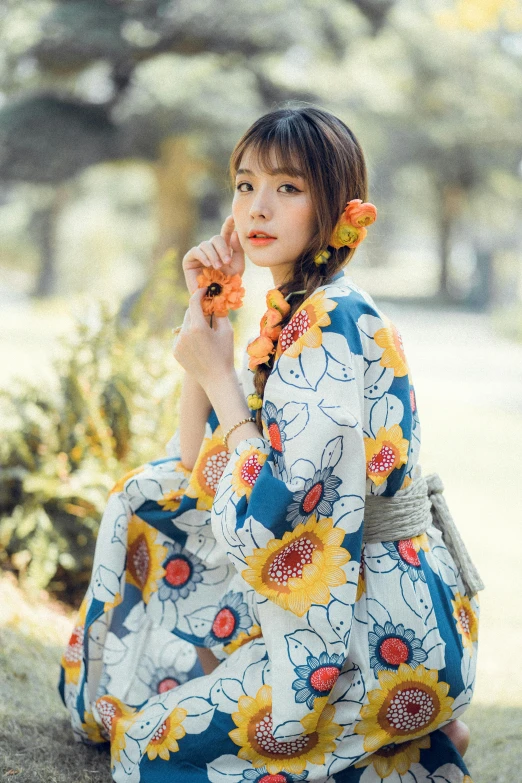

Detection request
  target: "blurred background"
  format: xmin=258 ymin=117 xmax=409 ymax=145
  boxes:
xmin=0 ymin=1 xmax=521 ymax=780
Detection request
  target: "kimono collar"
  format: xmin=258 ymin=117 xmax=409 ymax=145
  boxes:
xmin=246 ymin=272 xmax=345 ymax=371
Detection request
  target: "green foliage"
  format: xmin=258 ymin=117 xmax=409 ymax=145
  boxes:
xmin=0 ymin=264 xmax=184 ymax=604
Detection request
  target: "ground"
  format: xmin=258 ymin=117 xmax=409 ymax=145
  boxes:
xmin=1 ymin=295 xmax=521 ymax=781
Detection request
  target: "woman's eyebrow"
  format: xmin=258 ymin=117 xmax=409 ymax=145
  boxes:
xmin=236 ymin=166 xmax=305 ymax=178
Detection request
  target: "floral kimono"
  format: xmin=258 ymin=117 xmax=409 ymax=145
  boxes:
xmin=60 ymin=270 xmax=479 ymax=783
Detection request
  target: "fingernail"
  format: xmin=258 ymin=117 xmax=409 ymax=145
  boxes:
xmin=224 ymin=255 xmax=231 ymax=262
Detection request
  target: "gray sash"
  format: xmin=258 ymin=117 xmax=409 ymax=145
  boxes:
xmin=364 ymin=473 xmax=484 ymax=598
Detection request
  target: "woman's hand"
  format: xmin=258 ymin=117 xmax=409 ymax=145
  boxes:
xmin=173 ymin=287 xmax=260 ymax=451
xmin=182 ymin=215 xmax=245 ymax=295
xmin=173 ymin=287 xmax=235 ymax=389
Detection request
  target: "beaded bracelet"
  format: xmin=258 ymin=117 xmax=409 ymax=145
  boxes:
xmin=223 ymin=416 xmax=256 ymax=452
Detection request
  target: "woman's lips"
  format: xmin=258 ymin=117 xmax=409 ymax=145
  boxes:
xmin=248 ymin=236 xmax=277 ymax=246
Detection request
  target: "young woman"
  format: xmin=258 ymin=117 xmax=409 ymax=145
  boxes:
xmin=60 ymin=106 xmax=482 ymax=783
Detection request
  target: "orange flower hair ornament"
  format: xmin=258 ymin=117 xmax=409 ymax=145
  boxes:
xmin=196 ymin=267 xmax=245 ymax=326
xmin=246 ymin=288 xmax=293 ymax=371
xmin=314 ymin=198 xmax=378 ymax=266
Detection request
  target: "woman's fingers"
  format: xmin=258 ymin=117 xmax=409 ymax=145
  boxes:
xmin=201 ymin=237 xmax=234 ymax=268
xmin=220 ymin=214 xmax=235 ymax=248
xmin=183 ymin=246 xmax=212 ymax=268
xmin=230 ymin=229 xmax=242 ymax=255
xmin=221 ymin=215 xmax=245 ymax=272
xmin=187 ymin=286 xmax=209 ymax=329
xmin=197 ymin=241 xmax=219 ymax=268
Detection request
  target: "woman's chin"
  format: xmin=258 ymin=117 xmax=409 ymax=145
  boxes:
xmin=248 ymin=256 xmax=290 ymax=281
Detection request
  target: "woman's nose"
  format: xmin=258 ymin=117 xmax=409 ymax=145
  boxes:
xmin=249 ymin=190 xmax=272 ymax=220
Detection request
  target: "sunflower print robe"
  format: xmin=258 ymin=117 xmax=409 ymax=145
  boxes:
xmin=60 ymin=270 xmax=479 ymax=783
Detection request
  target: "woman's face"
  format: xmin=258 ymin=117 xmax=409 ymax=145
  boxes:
xmin=232 ymin=147 xmax=317 ymax=287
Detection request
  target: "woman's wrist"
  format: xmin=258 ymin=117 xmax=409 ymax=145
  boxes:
xmin=201 ymin=371 xmax=245 ymax=416
xmin=178 ymin=371 xmax=212 ymax=471
xmin=200 ymin=371 xmax=261 ymax=451
xmin=226 ymin=421 xmax=263 ymax=453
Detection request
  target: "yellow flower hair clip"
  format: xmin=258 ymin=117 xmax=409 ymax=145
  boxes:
xmin=247 ymin=393 xmax=263 ymax=410
xmin=314 ymin=249 xmax=331 ymax=266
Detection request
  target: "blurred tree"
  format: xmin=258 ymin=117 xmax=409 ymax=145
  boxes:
xmin=0 ymin=0 xmax=387 ymax=306
xmin=388 ymin=3 xmax=522 ymax=300
xmin=29 ymin=183 xmax=69 ymax=296
xmin=0 ymin=0 xmax=521 ymax=306
xmin=436 ymin=0 xmax=522 ymax=32
xmin=299 ymin=0 xmax=522 ymax=301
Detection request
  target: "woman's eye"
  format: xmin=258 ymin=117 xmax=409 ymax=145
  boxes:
xmin=235 ymin=182 xmax=301 ymax=193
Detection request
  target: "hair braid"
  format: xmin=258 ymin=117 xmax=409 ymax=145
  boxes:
xmin=252 ymin=247 xmax=354 ymax=434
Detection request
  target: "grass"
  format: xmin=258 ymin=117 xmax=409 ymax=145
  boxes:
xmin=1 ymin=576 xmax=521 ymax=782
xmin=0 ymin=576 xmax=112 ymax=782
xmin=0 ymin=630 xmax=112 ymax=782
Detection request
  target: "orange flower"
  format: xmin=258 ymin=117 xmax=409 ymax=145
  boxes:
xmin=260 ymin=307 xmax=284 ymax=341
xmin=330 ymin=217 xmax=367 ymax=249
xmin=266 ymin=288 xmax=291 ymax=317
xmin=246 ymin=288 xmax=292 ymax=370
xmin=247 ymin=335 xmax=275 ymax=370
xmin=329 ymin=198 xmax=377 ymax=249
xmin=197 ymin=268 xmax=245 ymax=317
xmin=345 ymin=199 xmax=378 ymax=228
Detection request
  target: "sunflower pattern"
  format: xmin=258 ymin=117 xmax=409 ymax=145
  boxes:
xmin=145 ymin=706 xmax=187 ymax=761
xmin=229 ymin=685 xmax=343 ymax=774
xmin=364 ymin=425 xmax=409 ymax=487
xmin=157 ymin=541 xmax=205 ymax=603
xmin=95 ymin=694 xmax=137 ymax=762
xmin=231 ymin=444 xmax=268 ymax=499
xmin=125 ymin=515 xmax=167 ymax=604
xmin=61 ymin=597 xmax=88 ymax=685
xmin=241 ymin=516 xmax=350 ymax=616
xmin=382 ymin=538 xmax=427 ymax=582
xmin=274 ymin=289 xmax=338 ymax=361
xmin=368 ymin=621 xmax=428 ymax=676
xmin=261 ymin=399 xmax=308 ymax=476
xmin=157 ymin=488 xmax=185 ymax=512
xmin=204 ymin=590 xmax=254 ymax=647
xmin=373 ymin=318 xmax=409 ymax=378
xmin=355 ymin=664 xmax=454 ymax=752
xmin=223 ymin=623 xmax=263 ymax=655
xmin=292 ymin=651 xmax=345 ymax=708
xmin=60 ymin=271 xmax=477 ymax=782
xmin=185 ymin=428 xmax=229 ymax=510
xmin=451 ymin=593 xmax=479 ymax=654
xmin=286 ymin=467 xmax=342 ymax=527
xmin=354 ymin=735 xmax=431 ymax=777
xmin=239 ymin=767 xmax=309 ymax=783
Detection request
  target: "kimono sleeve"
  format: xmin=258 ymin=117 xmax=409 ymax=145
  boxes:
xmin=211 ymin=311 xmax=367 ymax=741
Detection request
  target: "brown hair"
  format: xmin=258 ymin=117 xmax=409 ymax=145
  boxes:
xmin=229 ymin=105 xmax=369 ymax=432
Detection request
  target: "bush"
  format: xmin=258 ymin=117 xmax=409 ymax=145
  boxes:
xmin=0 ymin=255 xmax=184 ymax=605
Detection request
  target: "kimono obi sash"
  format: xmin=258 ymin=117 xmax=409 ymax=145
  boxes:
xmin=363 ymin=473 xmax=484 ymax=600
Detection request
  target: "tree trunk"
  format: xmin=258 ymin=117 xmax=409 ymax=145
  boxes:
xmin=151 ymin=135 xmax=200 ymax=324
xmin=32 ymin=184 xmax=68 ymax=298
xmin=436 ymin=183 xmax=464 ymax=299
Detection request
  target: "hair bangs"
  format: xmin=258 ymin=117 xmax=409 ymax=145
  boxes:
xmin=230 ymin=118 xmax=311 ymax=183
